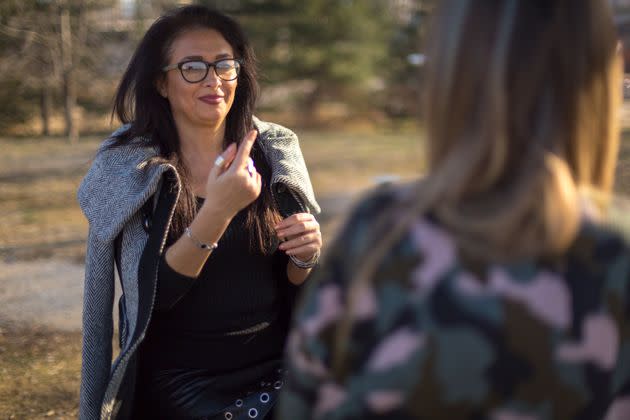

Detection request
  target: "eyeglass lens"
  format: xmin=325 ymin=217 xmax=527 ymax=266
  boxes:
xmin=180 ymin=59 xmax=239 ymax=82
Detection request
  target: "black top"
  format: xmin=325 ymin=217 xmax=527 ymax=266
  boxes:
xmin=140 ymin=199 xmax=290 ymax=373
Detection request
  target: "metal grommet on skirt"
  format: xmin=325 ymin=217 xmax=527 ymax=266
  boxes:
xmin=259 ymin=392 xmax=270 ymax=403
xmin=224 ymin=412 xmax=233 ymax=420
xmin=235 ymin=399 xmax=243 ymax=408
xmin=248 ymin=408 xmax=258 ymax=418
xmin=274 ymin=380 xmax=283 ymax=390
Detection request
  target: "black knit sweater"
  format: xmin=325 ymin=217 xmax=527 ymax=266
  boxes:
xmin=140 ymin=203 xmax=290 ymax=373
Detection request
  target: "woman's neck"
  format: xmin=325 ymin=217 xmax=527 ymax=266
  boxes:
xmin=178 ymin=121 xmax=226 ymax=159
xmin=177 ymin=121 xmax=227 ymax=195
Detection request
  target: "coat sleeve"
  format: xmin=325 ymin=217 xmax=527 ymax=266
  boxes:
xmin=153 ymin=255 xmax=197 ymax=312
xmin=80 ymin=228 xmax=115 ymax=420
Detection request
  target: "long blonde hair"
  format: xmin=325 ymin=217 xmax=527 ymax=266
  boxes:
xmin=333 ymin=0 xmax=623 ymax=375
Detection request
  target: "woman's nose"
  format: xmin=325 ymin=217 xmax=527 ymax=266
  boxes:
xmin=203 ymin=69 xmax=221 ymax=87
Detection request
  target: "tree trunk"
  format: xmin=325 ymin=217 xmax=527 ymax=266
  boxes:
xmin=40 ymin=82 xmax=52 ymax=136
xmin=60 ymin=6 xmax=78 ymax=143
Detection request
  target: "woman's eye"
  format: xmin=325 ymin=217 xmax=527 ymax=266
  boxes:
xmin=182 ymin=62 xmax=206 ymax=71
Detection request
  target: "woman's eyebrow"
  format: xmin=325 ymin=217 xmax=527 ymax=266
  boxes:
xmin=180 ymin=53 xmax=232 ymax=61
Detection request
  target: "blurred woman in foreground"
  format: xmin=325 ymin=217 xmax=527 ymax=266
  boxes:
xmin=280 ymin=0 xmax=630 ymax=418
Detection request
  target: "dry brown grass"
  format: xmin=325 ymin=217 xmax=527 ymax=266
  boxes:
xmin=615 ymin=131 xmax=630 ymax=194
xmin=0 ymin=326 xmax=81 ymax=419
xmin=298 ymin=129 xmax=425 ymax=194
xmin=0 ymin=136 xmax=100 ymax=262
xmin=4 ymin=125 xmax=630 ymax=418
xmin=0 ymin=129 xmax=424 ymax=262
xmin=0 ymin=128 xmax=423 ymax=417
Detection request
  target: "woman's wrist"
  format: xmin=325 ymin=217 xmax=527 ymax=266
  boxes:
xmin=289 ymin=250 xmax=320 ymax=269
xmin=184 ymin=201 xmax=234 ymax=247
xmin=286 ymin=259 xmax=313 ymax=285
xmin=197 ymin=200 xmax=234 ymax=226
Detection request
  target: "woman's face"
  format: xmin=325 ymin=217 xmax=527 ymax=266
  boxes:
xmin=160 ymin=28 xmax=238 ymax=131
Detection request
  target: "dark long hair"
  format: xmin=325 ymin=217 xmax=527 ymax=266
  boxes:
xmin=112 ymin=5 xmax=281 ymax=253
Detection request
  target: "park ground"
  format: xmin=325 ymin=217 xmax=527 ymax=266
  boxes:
xmin=4 ymin=121 xmax=630 ymax=418
xmin=0 ymin=126 xmax=424 ymax=418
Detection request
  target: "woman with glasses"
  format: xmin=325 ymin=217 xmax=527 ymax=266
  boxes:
xmin=77 ymin=5 xmax=321 ymax=419
xmin=280 ymin=1 xmax=630 ymax=419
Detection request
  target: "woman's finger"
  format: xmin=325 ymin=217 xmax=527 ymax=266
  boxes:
xmin=276 ymin=220 xmax=319 ymax=238
xmin=250 ymin=171 xmax=262 ymax=197
xmin=229 ymin=129 xmax=258 ymax=173
xmin=285 ymin=243 xmax=320 ymax=258
xmin=279 ymin=232 xmax=322 ymax=251
xmin=209 ymin=142 xmax=237 ymax=178
xmin=275 ymin=213 xmax=314 ymax=230
xmin=255 ymin=172 xmax=262 ymax=188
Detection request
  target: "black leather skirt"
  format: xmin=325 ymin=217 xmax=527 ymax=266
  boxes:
xmin=133 ymin=357 xmax=285 ymax=419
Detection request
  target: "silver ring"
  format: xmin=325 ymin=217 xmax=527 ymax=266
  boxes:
xmin=214 ymin=155 xmax=225 ymax=167
xmin=246 ymin=157 xmax=255 ymax=177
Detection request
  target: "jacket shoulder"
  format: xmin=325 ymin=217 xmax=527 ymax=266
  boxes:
xmin=92 ymin=130 xmax=157 ymax=166
xmin=77 ymin=128 xmax=166 ymax=242
xmin=253 ymin=117 xmax=298 ymax=141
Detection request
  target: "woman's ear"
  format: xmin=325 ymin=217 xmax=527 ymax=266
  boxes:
xmin=156 ymin=77 xmax=168 ymax=98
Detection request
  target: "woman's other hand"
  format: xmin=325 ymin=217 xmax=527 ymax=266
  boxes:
xmin=203 ymin=129 xmax=261 ymax=219
xmin=276 ymin=213 xmax=322 ymax=263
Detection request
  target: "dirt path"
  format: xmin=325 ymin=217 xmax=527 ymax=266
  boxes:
xmin=0 ymin=193 xmax=358 ymax=332
xmin=0 ymin=260 xmax=88 ymax=331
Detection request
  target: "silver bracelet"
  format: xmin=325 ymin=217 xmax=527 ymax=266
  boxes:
xmin=289 ymin=250 xmax=320 ymax=269
xmin=185 ymin=227 xmax=218 ymax=252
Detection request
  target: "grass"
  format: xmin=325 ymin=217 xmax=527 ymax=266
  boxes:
xmin=3 ymin=126 xmax=630 ymax=418
xmin=0 ymin=326 xmax=82 ymax=419
xmin=298 ymin=130 xmax=425 ymax=194
xmin=0 ymin=135 xmax=100 ymax=262
xmin=0 ymin=129 xmax=424 ymax=262
xmin=0 ymin=127 xmax=423 ymax=418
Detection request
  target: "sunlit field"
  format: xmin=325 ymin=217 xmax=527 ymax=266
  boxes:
xmin=0 ymin=129 xmax=424 ymax=262
xmin=3 ymin=126 xmax=630 ymax=418
xmin=0 ymin=128 xmax=423 ymax=418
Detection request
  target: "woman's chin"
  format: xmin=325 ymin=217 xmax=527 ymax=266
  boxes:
xmin=193 ymin=112 xmax=227 ymax=127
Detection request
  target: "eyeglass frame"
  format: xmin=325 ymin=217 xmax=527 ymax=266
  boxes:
xmin=162 ymin=58 xmax=242 ymax=83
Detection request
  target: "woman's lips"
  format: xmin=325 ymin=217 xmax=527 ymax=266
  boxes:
xmin=199 ymin=95 xmax=223 ymax=105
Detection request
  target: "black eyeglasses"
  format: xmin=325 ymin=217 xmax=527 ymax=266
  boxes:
xmin=162 ymin=58 xmax=241 ymax=83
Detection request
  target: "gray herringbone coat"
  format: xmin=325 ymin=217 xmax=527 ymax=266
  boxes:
xmin=77 ymin=118 xmax=320 ymax=419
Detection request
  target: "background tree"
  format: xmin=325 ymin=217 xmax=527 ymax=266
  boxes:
xmin=0 ymin=0 xmax=430 ymax=135
xmin=0 ymin=0 xmax=114 ymax=141
xmin=200 ymin=0 xmax=395 ymax=122
xmin=0 ymin=0 xmax=51 ymax=132
xmin=386 ymin=0 xmax=434 ymax=119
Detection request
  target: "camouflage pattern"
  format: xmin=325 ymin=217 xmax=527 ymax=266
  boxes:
xmin=279 ymin=186 xmax=630 ymax=420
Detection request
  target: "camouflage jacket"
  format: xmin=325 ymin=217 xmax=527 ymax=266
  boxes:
xmin=279 ymin=186 xmax=630 ymax=420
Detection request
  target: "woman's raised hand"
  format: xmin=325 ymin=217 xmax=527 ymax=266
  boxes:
xmin=203 ymin=129 xmax=262 ymax=219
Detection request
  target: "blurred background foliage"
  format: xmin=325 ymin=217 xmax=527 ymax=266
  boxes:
xmin=0 ymin=0 xmax=436 ymax=140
